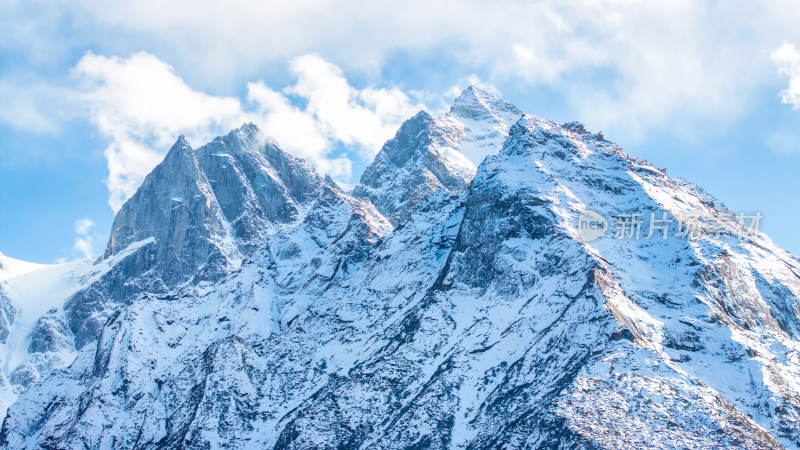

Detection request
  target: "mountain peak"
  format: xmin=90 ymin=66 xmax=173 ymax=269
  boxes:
xmin=237 ymin=121 xmax=259 ymax=135
xmin=350 ymin=88 xmax=525 ymax=226
xmin=353 ymin=109 xmax=474 ymax=225
xmin=171 ymin=134 xmax=192 ymax=152
xmin=157 ymin=135 xmax=199 ymax=174
xmin=206 ymin=122 xmax=261 ymax=154
xmin=322 ymin=174 xmax=340 ymax=189
xmin=451 ymin=84 xmax=486 ymax=104
xmin=101 ymin=130 xmax=237 ymax=291
xmin=449 ymin=85 xmax=522 ymax=122
xmin=409 ymin=109 xmax=433 ymax=122
xmin=381 ymin=111 xmax=435 ymax=168
xmin=230 ymin=122 xmax=260 ymax=143
xmin=137 ymin=135 xmax=199 ymax=189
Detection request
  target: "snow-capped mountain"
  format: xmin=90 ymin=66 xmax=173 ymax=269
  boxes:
xmin=353 ymin=86 xmax=519 ymax=226
xmin=67 ymin=124 xmax=325 ymax=350
xmin=0 ymin=124 xmax=327 ymax=418
xmin=1 ymin=86 xmax=799 ymax=449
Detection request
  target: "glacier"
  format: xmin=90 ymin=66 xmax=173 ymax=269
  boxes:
xmin=0 ymin=87 xmax=798 ymax=448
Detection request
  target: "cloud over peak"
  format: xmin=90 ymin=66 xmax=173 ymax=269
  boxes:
xmin=73 ymin=52 xmax=427 ymax=211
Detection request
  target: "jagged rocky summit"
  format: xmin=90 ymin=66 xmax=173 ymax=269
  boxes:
xmin=0 ymin=86 xmax=799 ymax=449
xmin=353 ymin=85 xmax=520 ymax=226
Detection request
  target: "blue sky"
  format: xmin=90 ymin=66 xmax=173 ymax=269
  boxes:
xmin=1 ymin=0 xmax=800 ymax=263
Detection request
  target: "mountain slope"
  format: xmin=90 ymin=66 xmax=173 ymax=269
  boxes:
xmin=1 ymin=89 xmax=799 ymax=449
xmin=0 ymin=254 xmax=93 ymax=418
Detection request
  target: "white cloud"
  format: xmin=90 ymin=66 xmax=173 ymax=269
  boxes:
xmin=74 ymin=52 xmax=244 ymax=146
xmin=74 ymin=218 xmax=94 ymax=235
xmin=73 ymin=52 xmax=246 ymax=210
xmin=245 ymin=81 xmax=353 ymax=178
xmin=3 ymin=1 xmax=800 ymax=146
xmin=3 ymin=1 xmax=799 ymax=199
xmin=73 ymin=217 xmax=96 ymax=258
xmin=244 ymin=55 xmax=424 ymax=177
xmin=74 ymin=237 xmax=94 ymax=259
xmin=72 ymin=51 xmax=427 ymax=210
xmin=500 ymin=1 xmax=781 ymax=141
xmin=279 ymin=54 xmax=424 ymax=158
xmin=444 ymin=75 xmax=501 ymax=101
xmin=772 ymin=42 xmax=800 ymax=109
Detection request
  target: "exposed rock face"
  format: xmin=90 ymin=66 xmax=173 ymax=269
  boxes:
xmin=0 ymin=284 xmax=16 ymax=418
xmin=104 ymin=134 xmax=241 ymax=287
xmin=64 ymin=125 xmax=326 ymax=351
xmin=65 ymin=137 xmax=239 ymax=352
xmin=102 ymin=123 xmax=324 ymax=289
xmin=9 ymin=308 xmax=73 ymax=390
xmin=28 ymin=308 xmax=72 ymax=355
xmin=194 ymin=123 xmax=322 ymax=253
xmin=0 ymin=257 xmax=17 ymax=346
xmin=1 ymin=88 xmax=800 ymax=449
xmin=0 ymin=287 xmax=15 ymax=345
